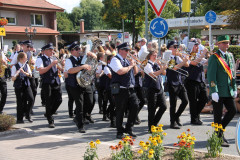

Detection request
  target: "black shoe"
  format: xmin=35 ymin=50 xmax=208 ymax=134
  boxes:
xmin=69 ymin=114 xmax=75 ymax=118
xmin=41 ymin=104 xmax=46 ymax=107
xmin=44 ymin=113 xmax=47 ymax=118
xmin=54 ymin=112 xmax=58 ymax=115
xmin=0 ymin=111 xmax=3 ymax=115
xmin=78 ymin=126 xmax=86 ymax=133
xmin=110 ymin=123 xmax=116 ymax=128
xmin=99 ymin=110 xmax=103 ymax=114
xmin=221 ymin=141 xmax=230 ymax=147
xmin=102 ymin=116 xmax=110 ymax=121
xmin=86 ymin=116 xmax=95 ymax=123
xmin=176 ymin=118 xmax=182 ymax=126
xmin=26 ymin=117 xmax=33 ymax=123
xmin=16 ymin=120 xmax=24 ymax=124
xmin=223 ymin=136 xmax=229 ymax=143
xmin=191 ymin=120 xmax=203 ymax=125
xmin=116 ymin=133 xmax=124 ymax=139
xmin=170 ymin=122 xmax=180 ymax=129
xmin=84 ymin=119 xmax=90 ymax=124
xmin=30 ymin=110 xmax=34 ymax=115
xmin=126 ymin=131 xmax=137 ymax=138
xmin=48 ymin=123 xmax=55 ymax=128
xmin=134 ymin=120 xmax=141 ymax=125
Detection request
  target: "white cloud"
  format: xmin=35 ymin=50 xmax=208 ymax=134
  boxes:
xmin=46 ymin=0 xmax=81 ymax=13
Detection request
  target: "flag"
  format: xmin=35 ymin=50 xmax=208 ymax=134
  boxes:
xmin=182 ymin=0 xmax=191 ymax=12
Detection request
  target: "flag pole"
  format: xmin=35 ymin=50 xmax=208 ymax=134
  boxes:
xmin=187 ymin=12 xmax=190 ymax=49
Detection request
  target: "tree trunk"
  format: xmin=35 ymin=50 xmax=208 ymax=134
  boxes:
xmin=132 ymin=10 xmax=136 ymax=47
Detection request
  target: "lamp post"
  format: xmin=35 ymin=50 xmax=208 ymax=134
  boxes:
xmin=25 ymin=25 xmax=37 ymax=41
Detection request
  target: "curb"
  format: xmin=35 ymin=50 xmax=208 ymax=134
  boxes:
xmin=0 ymin=127 xmax=35 ymax=137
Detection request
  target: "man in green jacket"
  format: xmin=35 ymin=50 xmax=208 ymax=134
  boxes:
xmin=207 ymin=35 xmax=237 ymax=147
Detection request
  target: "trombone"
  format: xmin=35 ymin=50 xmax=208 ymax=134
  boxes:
xmin=157 ymin=57 xmax=189 ymax=77
xmin=127 ymin=53 xmax=158 ymax=81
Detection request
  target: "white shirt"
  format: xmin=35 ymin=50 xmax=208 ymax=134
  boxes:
xmin=64 ymin=56 xmax=79 ymax=72
xmin=104 ymin=65 xmax=111 ymax=75
xmin=36 ymin=55 xmax=53 ymax=69
xmin=96 ymin=60 xmax=105 ymax=74
xmin=144 ymin=60 xmax=154 ymax=74
xmin=11 ymin=52 xmax=19 ymax=65
xmin=10 ymin=51 xmax=17 ymax=60
xmin=170 ymin=55 xmax=182 ymax=64
xmin=109 ymin=54 xmax=125 ymax=73
xmin=197 ymin=44 xmax=205 ymax=54
xmin=11 ymin=62 xmax=31 ymax=77
xmin=182 ymin=36 xmax=189 ymax=47
xmin=1 ymin=51 xmax=7 ymax=61
xmin=138 ymin=44 xmax=147 ymax=60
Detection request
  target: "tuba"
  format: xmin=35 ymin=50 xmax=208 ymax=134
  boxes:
xmin=76 ymin=38 xmax=102 ymax=87
xmin=0 ymin=51 xmax=7 ymax=78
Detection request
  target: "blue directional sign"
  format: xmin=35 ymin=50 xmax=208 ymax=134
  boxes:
xmin=117 ymin=33 xmax=122 ymax=39
xmin=149 ymin=17 xmax=168 ymax=38
xmin=205 ymin=10 xmax=217 ymax=24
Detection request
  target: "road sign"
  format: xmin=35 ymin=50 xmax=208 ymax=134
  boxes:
xmin=124 ymin=32 xmax=129 ymax=39
xmin=108 ymin=35 xmax=112 ymax=41
xmin=149 ymin=17 xmax=168 ymax=38
xmin=0 ymin=28 xmax=6 ymax=36
xmin=148 ymin=0 xmax=168 ymax=17
xmin=205 ymin=10 xmax=217 ymax=24
xmin=117 ymin=33 xmax=122 ymax=39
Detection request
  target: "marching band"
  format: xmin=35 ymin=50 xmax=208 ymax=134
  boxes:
xmin=0 ymin=35 xmax=237 ymax=147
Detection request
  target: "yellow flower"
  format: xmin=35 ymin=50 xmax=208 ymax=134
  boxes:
xmin=163 ymin=132 xmax=167 ymax=136
xmin=159 ymin=124 xmax=164 ymax=127
xmin=153 ymin=141 xmax=158 ymax=146
xmin=119 ymin=141 xmax=123 ymax=145
xmin=192 ymin=136 xmax=196 ymax=141
xmin=151 ymin=128 xmax=156 ymax=133
xmin=96 ymin=139 xmax=101 ymax=144
xmin=138 ymin=149 xmax=143 ymax=154
xmin=148 ymin=136 xmax=152 ymax=141
xmin=222 ymin=128 xmax=226 ymax=132
xmin=146 ymin=141 xmax=150 ymax=146
xmin=156 ymin=135 xmax=160 ymax=140
xmin=158 ymin=139 xmax=163 ymax=144
xmin=211 ymin=122 xmax=215 ymax=127
xmin=139 ymin=141 xmax=145 ymax=147
xmin=143 ymin=145 xmax=148 ymax=150
xmin=215 ymin=128 xmax=218 ymax=132
xmin=159 ymin=128 xmax=163 ymax=132
xmin=149 ymin=149 xmax=155 ymax=154
xmin=191 ymin=141 xmax=195 ymax=145
xmin=218 ymin=124 xmax=223 ymax=129
xmin=215 ymin=123 xmax=218 ymax=128
xmin=148 ymin=153 xmax=154 ymax=159
xmin=125 ymin=136 xmax=131 ymax=140
xmin=89 ymin=141 xmax=96 ymax=148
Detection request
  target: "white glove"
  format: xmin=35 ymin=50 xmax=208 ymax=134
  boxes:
xmin=234 ymin=91 xmax=238 ymax=98
xmin=211 ymin=92 xmax=219 ymax=102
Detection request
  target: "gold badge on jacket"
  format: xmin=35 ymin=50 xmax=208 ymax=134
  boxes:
xmin=211 ymin=81 xmax=216 ymax=87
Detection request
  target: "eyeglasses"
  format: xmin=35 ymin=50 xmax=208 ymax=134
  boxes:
xmin=72 ymin=48 xmax=80 ymax=51
xmin=170 ymin=45 xmax=178 ymax=49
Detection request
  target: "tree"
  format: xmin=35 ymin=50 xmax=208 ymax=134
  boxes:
xmin=56 ymin=12 xmax=74 ymax=31
xmin=69 ymin=0 xmax=104 ymax=30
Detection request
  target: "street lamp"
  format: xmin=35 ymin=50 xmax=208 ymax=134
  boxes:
xmin=25 ymin=25 xmax=37 ymax=40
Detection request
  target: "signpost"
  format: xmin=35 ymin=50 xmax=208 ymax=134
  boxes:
xmin=149 ymin=17 xmax=169 ymax=56
xmin=147 ymin=0 xmax=168 ymax=56
xmin=148 ymin=0 xmax=168 ymax=17
xmin=236 ymin=118 xmax=240 ymax=155
xmin=205 ymin=10 xmax=217 ymax=50
xmin=0 ymin=28 xmax=6 ymax=50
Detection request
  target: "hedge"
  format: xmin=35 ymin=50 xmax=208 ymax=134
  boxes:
xmin=206 ymin=45 xmax=240 ymax=59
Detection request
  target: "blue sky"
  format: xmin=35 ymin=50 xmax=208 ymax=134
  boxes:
xmin=46 ymin=0 xmax=81 ymax=13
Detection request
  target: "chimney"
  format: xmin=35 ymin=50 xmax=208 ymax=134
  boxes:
xmin=80 ymin=19 xmax=85 ymax=33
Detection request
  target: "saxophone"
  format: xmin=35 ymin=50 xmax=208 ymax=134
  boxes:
xmin=76 ymin=38 xmax=102 ymax=87
xmin=0 ymin=51 xmax=7 ymax=78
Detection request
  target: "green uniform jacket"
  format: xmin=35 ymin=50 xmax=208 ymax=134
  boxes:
xmin=207 ymin=50 xmax=236 ymax=97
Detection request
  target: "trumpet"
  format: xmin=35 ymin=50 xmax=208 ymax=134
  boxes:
xmin=127 ymin=53 xmax=158 ymax=81
xmin=157 ymin=57 xmax=189 ymax=77
xmin=50 ymin=55 xmax=63 ymax=70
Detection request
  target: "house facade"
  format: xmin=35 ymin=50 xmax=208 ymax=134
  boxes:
xmin=0 ymin=0 xmax=64 ymax=50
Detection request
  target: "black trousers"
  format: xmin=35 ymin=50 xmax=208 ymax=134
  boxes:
xmin=212 ymin=97 xmax=236 ymax=129
xmin=185 ymin=80 xmax=208 ymax=122
xmin=15 ymin=86 xmax=34 ymax=120
xmin=29 ymin=77 xmax=37 ymax=101
xmin=69 ymin=86 xmax=84 ymax=128
xmin=103 ymin=89 xmax=115 ymax=120
xmin=114 ymin=88 xmax=139 ymax=134
xmin=135 ymin=87 xmax=146 ymax=115
xmin=168 ymin=84 xmax=188 ymax=123
xmin=42 ymin=82 xmax=62 ymax=119
xmin=147 ymin=88 xmax=167 ymax=130
xmin=83 ymin=85 xmax=94 ymax=116
xmin=97 ymin=86 xmax=106 ymax=112
xmin=65 ymin=83 xmax=75 ymax=116
xmin=0 ymin=79 xmax=7 ymax=112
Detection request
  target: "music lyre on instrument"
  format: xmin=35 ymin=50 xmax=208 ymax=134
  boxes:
xmin=158 ymin=50 xmax=189 ymax=77
xmin=14 ymin=61 xmax=28 ymax=78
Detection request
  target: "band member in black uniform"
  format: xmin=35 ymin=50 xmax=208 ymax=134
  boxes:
xmin=166 ymin=41 xmax=189 ymax=129
xmin=185 ymin=39 xmax=208 ymax=125
xmin=0 ymin=51 xmax=8 ymax=114
xmin=36 ymin=43 xmax=62 ymax=128
xmin=103 ymin=55 xmax=116 ymax=127
xmin=130 ymin=50 xmax=145 ymax=125
xmin=144 ymin=50 xmax=167 ymax=132
xmin=11 ymin=52 xmax=34 ymax=123
xmin=65 ymin=42 xmax=94 ymax=133
xmin=109 ymin=42 xmax=139 ymax=139
xmin=96 ymin=52 xmax=109 ymax=121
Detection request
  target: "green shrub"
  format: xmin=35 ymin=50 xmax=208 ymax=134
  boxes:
xmin=0 ymin=114 xmax=16 ymax=131
xmin=206 ymin=45 xmax=240 ymax=59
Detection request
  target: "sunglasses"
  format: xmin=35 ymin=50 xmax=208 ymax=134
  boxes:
xmin=72 ymin=48 xmax=80 ymax=51
xmin=221 ymin=42 xmax=229 ymax=44
xmin=170 ymin=45 xmax=178 ymax=49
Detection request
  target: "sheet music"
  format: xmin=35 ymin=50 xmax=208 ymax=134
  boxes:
xmin=163 ymin=50 xmax=172 ymax=62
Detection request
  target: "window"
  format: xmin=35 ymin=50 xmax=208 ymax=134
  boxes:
xmin=0 ymin=11 xmax=16 ymax=25
xmin=31 ymin=14 xmax=44 ymax=26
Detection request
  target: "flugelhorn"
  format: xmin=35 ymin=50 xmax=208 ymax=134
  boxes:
xmin=127 ymin=53 xmax=158 ymax=81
